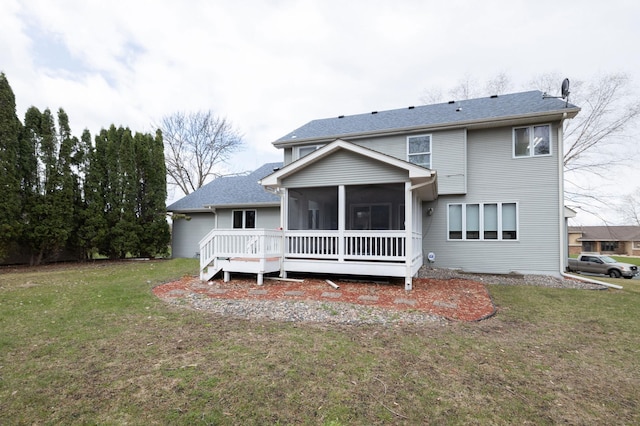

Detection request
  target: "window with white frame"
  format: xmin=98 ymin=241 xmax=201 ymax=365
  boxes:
xmin=232 ymin=210 xmax=256 ymax=229
xmin=634 ymin=241 xmax=640 ymax=249
xmin=295 ymin=145 xmax=323 ymax=160
xmin=448 ymin=202 xmax=518 ymax=240
xmin=407 ymin=135 xmax=432 ymax=168
xmin=513 ymin=124 xmax=551 ymax=158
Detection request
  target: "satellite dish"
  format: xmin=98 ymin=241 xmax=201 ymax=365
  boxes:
xmin=561 ymin=78 xmax=570 ymax=99
xmin=542 ymin=78 xmax=571 ymax=107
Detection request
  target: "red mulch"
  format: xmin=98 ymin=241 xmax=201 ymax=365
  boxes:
xmin=153 ymin=275 xmax=496 ymax=322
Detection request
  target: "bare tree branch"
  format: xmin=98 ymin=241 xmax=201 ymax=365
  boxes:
xmin=158 ymin=110 xmax=244 ymax=195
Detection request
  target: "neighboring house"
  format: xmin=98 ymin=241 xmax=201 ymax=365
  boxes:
xmin=568 ymin=226 xmax=640 ymax=256
xmin=167 ymin=163 xmax=282 ymax=258
xmin=172 ymin=90 xmax=580 ymax=288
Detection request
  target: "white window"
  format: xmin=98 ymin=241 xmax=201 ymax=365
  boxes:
xmin=513 ymin=124 xmax=551 ymax=158
xmin=232 ymin=210 xmax=256 ymax=229
xmin=448 ymin=202 xmax=518 ymax=240
xmin=407 ymin=135 xmax=432 ymax=168
xmin=295 ymin=145 xmax=323 ymax=160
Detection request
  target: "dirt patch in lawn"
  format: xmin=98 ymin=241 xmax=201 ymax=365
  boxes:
xmin=154 ymin=275 xmax=496 ymax=322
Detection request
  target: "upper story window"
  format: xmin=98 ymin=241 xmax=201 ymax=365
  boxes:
xmin=232 ymin=210 xmax=256 ymax=229
xmin=513 ymin=124 xmax=551 ymax=158
xmin=407 ymin=135 xmax=431 ymax=168
xmin=294 ymin=145 xmax=323 ymax=160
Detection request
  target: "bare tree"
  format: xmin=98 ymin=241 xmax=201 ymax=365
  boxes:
xmin=617 ymin=187 xmax=640 ymax=225
xmin=529 ymin=72 xmax=640 ymax=175
xmin=484 ymin=72 xmax=513 ymax=96
xmin=530 ymin=73 xmax=640 ymax=220
xmin=420 ymin=72 xmax=512 ymax=104
xmin=420 ymin=72 xmax=640 ymax=223
xmin=159 ymin=111 xmax=244 ymax=195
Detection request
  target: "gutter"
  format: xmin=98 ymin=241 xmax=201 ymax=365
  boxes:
xmin=561 ymin=271 xmax=623 ymax=290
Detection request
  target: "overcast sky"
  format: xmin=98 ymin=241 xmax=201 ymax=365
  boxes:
xmin=2 ymin=0 xmax=639 ymax=224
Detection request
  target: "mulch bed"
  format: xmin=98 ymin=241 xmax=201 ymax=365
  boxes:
xmin=153 ymin=275 xmax=496 ymax=322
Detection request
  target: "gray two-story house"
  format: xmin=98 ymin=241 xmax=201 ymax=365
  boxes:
xmin=170 ymin=90 xmax=579 ymax=289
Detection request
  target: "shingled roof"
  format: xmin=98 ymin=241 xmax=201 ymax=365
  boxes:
xmin=274 ymin=90 xmax=579 ymax=146
xmin=569 ymin=226 xmax=640 ymax=242
xmin=167 ymin=162 xmax=282 ymax=212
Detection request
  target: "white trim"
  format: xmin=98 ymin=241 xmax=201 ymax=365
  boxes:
xmin=512 ymin=123 xmax=553 ymax=159
xmin=231 ymin=209 xmax=257 ymax=229
xmin=294 ymin=144 xmax=324 ymax=161
xmin=406 ymin=134 xmax=432 ymax=169
xmin=260 ymin=139 xmax=435 ymax=187
xmin=447 ymin=202 xmax=519 ymax=241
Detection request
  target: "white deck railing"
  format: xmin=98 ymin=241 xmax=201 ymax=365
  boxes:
xmin=199 ymin=229 xmax=283 ymax=274
xmin=285 ymin=230 xmax=408 ymax=261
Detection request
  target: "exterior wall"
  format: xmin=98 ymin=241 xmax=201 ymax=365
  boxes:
xmin=284 ymin=129 xmax=467 ymax=194
xmin=568 ymin=231 xmax=583 ymax=255
xmin=421 ymin=123 xmax=563 ymax=275
xmin=281 ymin=149 xmax=408 ymax=187
xmin=351 ymin=129 xmax=467 ymax=195
xmin=215 ymin=207 xmax=281 ymax=229
xmin=171 ymin=207 xmax=280 ymax=258
xmin=171 ymin=213 xmax=216 ymax=258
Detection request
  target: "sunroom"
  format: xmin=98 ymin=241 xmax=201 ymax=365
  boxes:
xmin=199 ymin=140 xmax=437 ymax=289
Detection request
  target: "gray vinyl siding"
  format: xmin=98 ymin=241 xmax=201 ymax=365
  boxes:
xmin=171 ymin=213 xmax=216 ymax=258
xmin=422 ymin=123 xmax=562 ymax=275
xmin=171 ymin=207 xmax=281 ymax=258
xmin=281 ymin=149 xmax=408 ymax=187
xmin=282 ymin=130 xmax=466 ymax=193
xmin=352 ymin=135 xmax=406 ymax=159
xmin=351 ymin=130 xmax=467 ymax=194
xmin=431 ymin=129 xmax=466 ymax=194
xmin=216 ymin=207 xmax=281 ymax=228
xmin=284 ymin=148 xmax=293 ymax=165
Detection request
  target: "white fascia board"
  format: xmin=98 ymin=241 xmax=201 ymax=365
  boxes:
xmin=260 ymin=139 xmax=434 ymax=187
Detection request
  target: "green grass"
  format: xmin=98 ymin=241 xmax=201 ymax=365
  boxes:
xmin=1 ymin=259 xmax=639 ymax=424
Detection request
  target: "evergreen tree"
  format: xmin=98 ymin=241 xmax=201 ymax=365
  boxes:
xmin=74 ymin=129 xmax=103 ymax=260
xmin=0 ymin=72 xmax=23 ymax=259
xmin=21 ymin=108 xmax=72 ymax=264
xmin=133 ymin=130 xmax=170 ymax=257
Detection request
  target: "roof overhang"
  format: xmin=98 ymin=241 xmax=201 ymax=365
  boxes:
xmin=260 ymin=139 xmax=438 ymax=200
xmin=168 ymin=201 xmax=280 ymax=214
xmin=273 ymin=108 xmax=580 ymax=148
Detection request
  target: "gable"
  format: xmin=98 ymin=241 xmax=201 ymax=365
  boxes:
xmin=281 ymin=149 xmax=408 ymax=188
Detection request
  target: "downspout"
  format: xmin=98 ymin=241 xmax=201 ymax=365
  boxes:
xmin=560 ymin=271 xmax=623 ymax=290
xmin=558 ymin=114 xmax=567 ymax=277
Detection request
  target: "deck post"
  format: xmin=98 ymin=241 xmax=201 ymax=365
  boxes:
xmin=224 ymin=271 xmax=231 ymax=282
xmin=257 ymin=273 xmax=264 ymax=285
xmin=404 ymin=181 xmax=413 ymax=291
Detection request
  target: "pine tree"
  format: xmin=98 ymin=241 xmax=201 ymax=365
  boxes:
xmin=0 ymin=73 xmax=22 ymax=259
xmin=134 ymin=130 xmax=170 ymax=257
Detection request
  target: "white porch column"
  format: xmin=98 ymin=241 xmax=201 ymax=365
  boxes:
xmin=338 ymin=185 xmax=345 ymax=262
xmin=280 ymin=188 xmax=288 ymax=278
xmin=404 ymin=181 xmax=413 ymax=291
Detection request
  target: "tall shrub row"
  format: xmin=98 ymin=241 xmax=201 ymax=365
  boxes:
xmin=0 ymin=72 xmax=170 ymax=264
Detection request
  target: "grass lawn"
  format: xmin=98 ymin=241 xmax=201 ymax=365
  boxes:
xmin=1 ymin=259 xmax=638 ymax=425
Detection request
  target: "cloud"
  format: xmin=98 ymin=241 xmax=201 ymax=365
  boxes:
xmin=2 ymin=0 xmax=639 ymax=219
